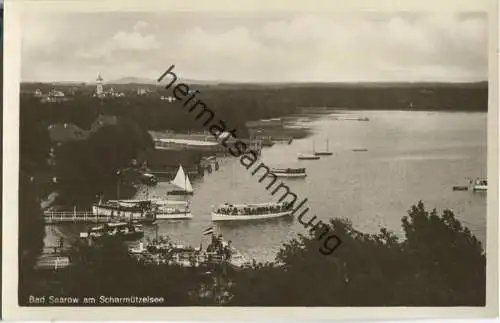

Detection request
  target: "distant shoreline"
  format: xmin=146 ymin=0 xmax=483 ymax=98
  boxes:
xmin=19 ymin=81 xmax=488 ymax=113
xmin=20 ymin=80 xmax=488 ymax=88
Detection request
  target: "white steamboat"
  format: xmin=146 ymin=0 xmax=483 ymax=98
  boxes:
xmin=211 ymin=202 xmax=293 ymax=221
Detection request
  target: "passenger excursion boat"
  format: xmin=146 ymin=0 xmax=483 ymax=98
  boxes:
xmin=153 ymin=199 xmax=193 ymax=220
xmin=167 ymin=165 xmax=194 ymax=196
xmin=270 ymin=167 xmax=307 ymax=178
xmin=211 ymin=202 xmax=293 ymax=221
xmin=80 ymin=222 xmax=144 ymax=240
xmin=92 ymin=199 xmax=156 ymax=223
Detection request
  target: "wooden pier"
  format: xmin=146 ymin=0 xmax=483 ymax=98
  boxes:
xmin=43 ymin=211 xmax=113 ymax=224
xmin=149 ymin=166 xmax=204 ymax=179
xmin=35 ymin=255 xmax=71 ymax=270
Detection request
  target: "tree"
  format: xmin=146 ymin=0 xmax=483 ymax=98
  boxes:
xmin=20 ymin=105 xmax=51 ymax=171
xmin=399 ymin=201 xmax=485 ymax=305
xmin=53 ymin=119 xmax=153 ymax=206
xmin=228 ymin=202 xmax=485 ymax=306
xmin=18 ymin=172 xmax=46 ymax=301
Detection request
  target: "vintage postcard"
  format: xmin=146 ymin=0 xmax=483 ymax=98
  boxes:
xmin=2 ymin=0 xmax=498 ymax=320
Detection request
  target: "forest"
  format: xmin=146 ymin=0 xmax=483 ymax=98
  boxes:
xmin=20 ymin=81 xmax=488 ymax=134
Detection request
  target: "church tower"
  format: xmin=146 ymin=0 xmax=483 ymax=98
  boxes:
xmin=96 ymin=74 xmax=104 ymax=97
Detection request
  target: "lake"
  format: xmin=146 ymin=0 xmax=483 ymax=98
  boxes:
xmin=44 ymin=110 xmax=487 ymax=262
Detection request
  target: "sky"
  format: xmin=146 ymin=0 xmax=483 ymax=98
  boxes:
xmin=21 ymin=11 xmax=488 ymax=83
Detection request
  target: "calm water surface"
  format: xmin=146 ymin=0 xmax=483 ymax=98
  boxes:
xmin=45 ymin=110 xmax=487 ymax=262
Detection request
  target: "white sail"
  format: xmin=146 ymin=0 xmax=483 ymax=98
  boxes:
xmin=170 ymin=165 xmax=193 ymax=192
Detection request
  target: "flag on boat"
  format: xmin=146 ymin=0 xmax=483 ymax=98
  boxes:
xmin=202 ymin=227 xmax=214 ymax=235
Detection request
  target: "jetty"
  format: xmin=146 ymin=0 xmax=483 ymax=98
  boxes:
xmin=35 ymin=254 xmax=71 ymax=270
xmin=35 ymin=242 xmax=72 ymax=271
xmin=43 ymin=210 xmax=114 ymax=224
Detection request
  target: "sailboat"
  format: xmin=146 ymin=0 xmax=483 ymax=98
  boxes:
xmin=167 ymin=165 xmax=194 ymax=195
xmin=298 ymin=139 xmax=320 ymax=160
xmin=315 ymin=138 xmax=333 ymax=156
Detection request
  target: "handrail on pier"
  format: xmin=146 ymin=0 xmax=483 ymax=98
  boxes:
xmin=43 ymin=210 xmax=112 ymax=224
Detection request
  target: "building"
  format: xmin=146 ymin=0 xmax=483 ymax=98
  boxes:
xmin=95 ymin=74 xmax=104 ymax=97
xmin=105 ymin=87 xmax=125 ymax=97
xmin=137 ymin=88 xmax=153 ymax=96
xmin=39 ymin=88 xmax=71 ymax=103
xmin=49 ymin=89 xmax=65 ymax=97
xmin=93 ymin=74 xmax=125 ymax=98
xmin=160 ymin=96 xmax=176 ymax=102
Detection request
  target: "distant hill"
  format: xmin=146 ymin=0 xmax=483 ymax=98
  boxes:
xmin=109 ymin=77 xmax=157 ymax=85
xmin=22 ymin=77 xmax=486 ymax=88
xmin=211 ymin=81 xmax=488 ymax=89
xmin=106 ymin=76 xmax=219 ymax=85
xmin=108 ymin=76 xmax=220 ymax=86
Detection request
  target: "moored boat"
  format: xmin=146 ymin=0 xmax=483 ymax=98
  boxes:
xmin=315 ymin=138 xmax=333 ymax=156
xmin=92 ymin=199 xmax=156 ymax=223
xmin=128 ymin=232 xmax=249 ymax=268
xmin=154 ymin=200 xmax=193 ymax=220
xmin=211 ymin=201 xmax=293 ymax=221
xmin=297 ymin=153 xmax=320 ymax=160
xmin=314 ymin=151 xmax=333 ymax=156
xmin=469 ymin=178 xmax=487 ymax=191
xmin=114 ymin=197 xmax=192 ymax=220
xmin=298 ymin=139 xmax=321 ymax=160
xmin=270 ymin=167 xmax=307 ymax=178
xmin=80 ymin=222 xmax=144 ymax=241
xmin=167 ymin=190 xmax=194 ymax=196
